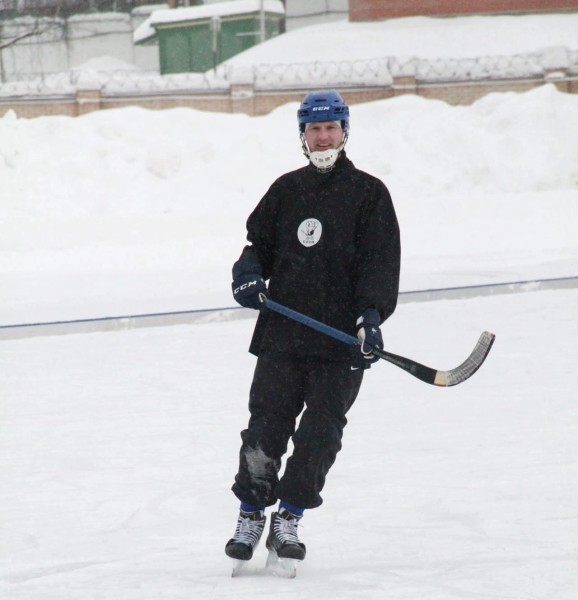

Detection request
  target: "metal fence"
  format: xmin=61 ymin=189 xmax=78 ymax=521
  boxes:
xmin=1 ymin=49 xmax=577 ymax=97
xmin=248 ymin=50 xmax=578 ymax=90
xmin=0 ymin=69 xmax=229 ymax=96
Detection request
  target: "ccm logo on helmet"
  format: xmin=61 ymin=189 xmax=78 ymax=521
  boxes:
xmin=312 ymin=106 xmax=330 ymax=111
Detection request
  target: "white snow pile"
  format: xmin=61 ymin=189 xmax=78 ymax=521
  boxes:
xmin=0 ymin=83 xmax=577 ymax=324
xmin=222 ymin=13 xmax=578 ymax=86
xmin=0 ymin=62 xmax=577 ymax=600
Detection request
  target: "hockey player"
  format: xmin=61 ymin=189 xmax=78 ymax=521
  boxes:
xmin=225 ymin=90 xmax=401 ymax=570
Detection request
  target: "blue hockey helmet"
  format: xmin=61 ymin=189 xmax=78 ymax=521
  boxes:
xmin=297 ymin=90 xmax=350 ymax=135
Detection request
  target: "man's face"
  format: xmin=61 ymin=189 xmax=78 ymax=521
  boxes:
xmin=304 ymin=121 xmax=344 ymax=152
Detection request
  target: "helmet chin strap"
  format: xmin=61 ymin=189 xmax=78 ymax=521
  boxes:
xmin=300 ymin=133 xmax=348 ymax=173
xmin=310 ymin=148 xmax=341 ymax=171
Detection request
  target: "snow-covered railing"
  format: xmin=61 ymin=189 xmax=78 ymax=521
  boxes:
xmin=1 ymin=49 xmax=576 ymax=119
xmin=246 ymin=58 xmax=394 ymax=90
xmin=567 ymin=49 xmax=578 ymax=74
xmin=247 ymin=50 xmax=572 ymax=90
xmin=0 ymin=69 xmax=229 ymax=98
xmin=410 ymin=54 xmax=544 ymax=82
xmin=2 ymin=48 xmax=576 ymax=97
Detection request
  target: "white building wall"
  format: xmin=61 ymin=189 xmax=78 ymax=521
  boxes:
xmin=285 ymin=0 xmax=348 ymax=31
xmin=67 ymin=13 xmax=135 ymax=69
xmin=0 ymin=1 xmax=344 ymax=80
xmin=0 ymin=16 xmax=69 ymax=78
xmin=0 ymin=11 xmax=160 ymax=80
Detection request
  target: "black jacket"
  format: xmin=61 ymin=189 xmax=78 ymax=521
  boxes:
xmin=236 ymin=152 xmax=401 ymax=361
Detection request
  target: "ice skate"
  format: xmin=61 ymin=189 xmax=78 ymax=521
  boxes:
xmin=265 ymin=508 xmax=305 ymax=577
xmin=225 ymin=510 xmax=266 ymax=576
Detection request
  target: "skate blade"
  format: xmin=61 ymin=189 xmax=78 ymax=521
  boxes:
xmin=265 ymin=550 xmax=298 ymax=578
xmin=231 ymin=559 xmax=248 ymax=577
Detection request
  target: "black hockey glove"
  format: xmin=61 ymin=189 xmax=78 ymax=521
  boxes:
xmin=231 ymin=258 xmax=270 ymax=310
xmin=355 ymin=308 xmax=383 ymax=365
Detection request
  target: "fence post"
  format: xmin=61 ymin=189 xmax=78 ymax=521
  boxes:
xmin=393 ymin=74 xmax=417 ymax=96
xmin=229 ymin=66 xmax=255 ymax=115
xmin=76 ymin=86 xmax=102 ymax=116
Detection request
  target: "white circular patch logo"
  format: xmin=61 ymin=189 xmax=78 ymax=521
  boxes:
xmin=298 ymin=218 xmax=322 ymax=247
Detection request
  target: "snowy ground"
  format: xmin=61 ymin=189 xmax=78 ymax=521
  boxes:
xmin=1 ymin=26 xmax=578 ymax=595
xmin=1 ymin=84 xmax=577 ymax=324
xmin=1 ymin=288 xmax=577 ymax=599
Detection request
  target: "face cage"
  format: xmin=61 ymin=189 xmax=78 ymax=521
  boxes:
xmin=299 ymin=129 xmax=349 ymax=169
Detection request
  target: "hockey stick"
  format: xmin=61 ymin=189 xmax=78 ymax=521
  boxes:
xmin=259 ymin=295 xmax=495 ymax=387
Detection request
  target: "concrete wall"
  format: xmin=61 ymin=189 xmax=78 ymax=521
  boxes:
xmin=0 ymin=11 xmax=159 ymax=81
xmin=285 ymin=0 xmax=348 ymax=30
xmin=0 ymin=2 xmax=346 ymax=81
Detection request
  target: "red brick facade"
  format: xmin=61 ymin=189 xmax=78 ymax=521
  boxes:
xmin=1 ymin=76 xmax=576 ymax=120
xmin=349 ymin=0 xmax=578 ymax=20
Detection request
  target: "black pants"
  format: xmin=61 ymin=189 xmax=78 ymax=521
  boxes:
xmin=232 ymin=351 xmax=364 ymax=509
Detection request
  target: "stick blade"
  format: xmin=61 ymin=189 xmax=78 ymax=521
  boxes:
xmin=434 ymin=331 xmax=496 ymax=387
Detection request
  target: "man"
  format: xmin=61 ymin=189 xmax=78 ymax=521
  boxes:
xmin=225 ymin=90 xmax=401 ymax=567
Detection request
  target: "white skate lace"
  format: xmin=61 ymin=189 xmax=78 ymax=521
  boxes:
xmin=233 ymin=514 xmax=264 ymax=547
xmin=274 ymin=514 xmax=301 ymax=545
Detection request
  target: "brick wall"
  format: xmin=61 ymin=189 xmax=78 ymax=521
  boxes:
xmin=1 ymin=75 xmax=576 ymax=120
xmin=349 ymin=0 xmax=578 ymax=20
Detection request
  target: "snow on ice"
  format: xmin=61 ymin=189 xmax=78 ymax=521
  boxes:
xmin=1 ymin=14 xmax=578 ymax=600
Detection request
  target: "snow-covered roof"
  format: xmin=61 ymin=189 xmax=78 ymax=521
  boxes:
xmin=131 ymin=3 xmax=166 ymax=18
xmin=134 ymin=0 xmax=285 ymax=44
xmin=221 ymin=12 xmax=578 ymax=67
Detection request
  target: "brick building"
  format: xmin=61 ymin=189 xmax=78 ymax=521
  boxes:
xmin=1 ymin=1 xmax=577 ymax=118
xmin=349 ymin=0 xmax=578 ymax=20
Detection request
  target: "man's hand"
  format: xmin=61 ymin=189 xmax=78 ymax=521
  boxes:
xmin=232 ymin=272 xmax=269 ymax=310
xmin=356 ymin=308 xmax=383 ymax=364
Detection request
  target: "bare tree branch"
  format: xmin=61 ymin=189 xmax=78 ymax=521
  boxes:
xmin=0 ymin=26 xmax=43 ymax=51
xmin=0 ymin=0 xmax=63 ymax=51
